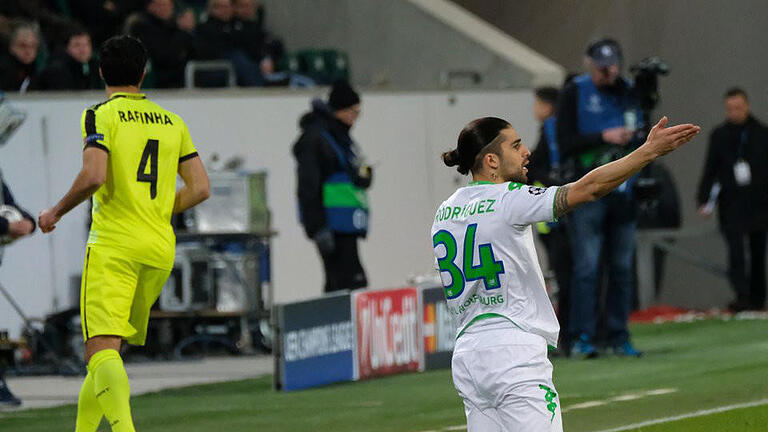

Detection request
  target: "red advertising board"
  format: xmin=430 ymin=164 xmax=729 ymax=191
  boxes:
xmin=354 ymin=287 xmax=421 ymax=379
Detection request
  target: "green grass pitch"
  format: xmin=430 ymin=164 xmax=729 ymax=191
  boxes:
xmin=3 ymin=318 xmax=767 ymax=431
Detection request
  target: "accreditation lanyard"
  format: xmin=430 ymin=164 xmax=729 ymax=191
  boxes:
xmin=734 ymin=128 xmax=751 ymax=187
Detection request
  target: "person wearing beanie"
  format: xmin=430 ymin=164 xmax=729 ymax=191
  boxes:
xmin=292 ymin=80 xmax=373 ymax=293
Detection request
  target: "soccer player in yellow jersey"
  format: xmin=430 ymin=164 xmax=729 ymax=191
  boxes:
xmin=38 ymin=35 xmax=210 ymax=432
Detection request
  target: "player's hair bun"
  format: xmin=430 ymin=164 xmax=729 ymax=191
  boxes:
xmin=442 ymin=149 xmax=460 ymax=168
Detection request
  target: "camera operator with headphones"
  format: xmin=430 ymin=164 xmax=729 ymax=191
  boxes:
xmin=556 ymin=38 xmax=644 ymax=358
xmin=0 ymin=159 xmax=36 ymax=408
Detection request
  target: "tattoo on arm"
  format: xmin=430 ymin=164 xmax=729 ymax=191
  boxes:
xmin=554 ymin=184 xmax=572 ymax=219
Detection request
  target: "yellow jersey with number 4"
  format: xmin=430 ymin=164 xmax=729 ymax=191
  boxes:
xmin=80 ymin=92 xmax=198 ymax=270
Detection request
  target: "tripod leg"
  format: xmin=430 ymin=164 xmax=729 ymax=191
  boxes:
xmin=0 ymin=281 xmax=84 ymax=376
xmin=0 ymin=281 xmax=30 ymax=324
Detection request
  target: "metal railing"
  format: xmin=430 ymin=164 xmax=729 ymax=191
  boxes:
xmin=636 ymin=226 xmax=727 ymax=309
xmin=184 ymin=60 xmax=236 ymax=89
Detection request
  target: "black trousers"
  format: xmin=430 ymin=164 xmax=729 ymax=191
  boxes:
xmin=724 ymin=229 xmax=767 ymax=309
xmin=319 ymin=233 xmax=368 ymax=293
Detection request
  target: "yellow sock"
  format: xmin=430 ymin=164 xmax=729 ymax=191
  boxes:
xmin=75 ymin=369 xmax=103 ymax=432
xmin=89 ymin=349 xmax=136 ymax=432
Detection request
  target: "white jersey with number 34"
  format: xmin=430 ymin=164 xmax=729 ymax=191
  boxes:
xmin=431 ymin=181 xmax=561 ymax=347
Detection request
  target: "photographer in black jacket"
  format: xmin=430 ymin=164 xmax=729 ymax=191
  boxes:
xmin=697 ymin=88 xmax=768 ymax=312
xmin=292 ymin=81 xmax=373 ymax=293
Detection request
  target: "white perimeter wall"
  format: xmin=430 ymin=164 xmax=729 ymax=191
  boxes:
xmin=0 ymin=89 xmax=536 ymax=336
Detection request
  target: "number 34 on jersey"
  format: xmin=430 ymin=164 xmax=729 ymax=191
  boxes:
xmin=432 ymin=223 xmax=504 ymax=299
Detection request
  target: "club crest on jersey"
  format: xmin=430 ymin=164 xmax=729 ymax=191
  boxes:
xmin=528 ymin=186 xmax=546 ymax=196
xmin=587 ymin=94 xmax=604 ymax=113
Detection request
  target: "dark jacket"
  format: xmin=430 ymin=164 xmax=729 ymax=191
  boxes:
xmin=556 ymin=75 xmax=637 ymax=176
xmin=0 ymin=54 xmax=37 ymax=91
xmin=194 ymin=17 xmax=236 ymax=60
xmin=128 ymin=12 xmax=194 ymax=88
xmin=37 ymin=51 xmax=101 ymax=90
xmin=233 ymin=18 xmax=268 ymax=61
xmin=0 ymin=174 xmax=36 ymax=237
xmin=696 ymin=115 xmax=768 ymax=231
xmin=292 ymin=99 xmax=372 ymax=238
xmin=68 ymin=0 xmax=143 ymax=46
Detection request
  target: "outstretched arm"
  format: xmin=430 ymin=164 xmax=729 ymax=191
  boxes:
xmin=38 ymin=147 xmax=108 ymax=233
xmin=173 ymin=155 xmax=210 ymax=214
xmin=554 ymin=117 xmax=700 ymax=218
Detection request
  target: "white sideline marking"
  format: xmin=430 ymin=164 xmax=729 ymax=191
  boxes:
xmin=644 ymin=389 xmax=679 ymax=396
xmin=593 ymin=398 xmax=768 ymax=432
xmin=563 ymin=388 xmax=678 ymax=412
xmin=566 ymin=400 xmax=608 ymax=410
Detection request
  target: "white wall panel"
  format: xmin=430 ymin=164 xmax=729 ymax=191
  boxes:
xmin=0 ymin=89 xmax=535 ymax=336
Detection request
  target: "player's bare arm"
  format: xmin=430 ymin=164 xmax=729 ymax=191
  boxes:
xmin=173 ymin=155 xmax=210 ymax=214
xmin=38 ymin=147 xmax=108 ymax=233
xmin=554 ymin=116 xmax=700 ymax=218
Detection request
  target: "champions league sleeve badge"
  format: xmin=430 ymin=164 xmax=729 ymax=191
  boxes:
xmin=528 ymin=186 xmax=547 ymax=196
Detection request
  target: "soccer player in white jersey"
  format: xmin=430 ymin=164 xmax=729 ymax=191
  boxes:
xmin=431 ymin=116 xmax=699 ymax=430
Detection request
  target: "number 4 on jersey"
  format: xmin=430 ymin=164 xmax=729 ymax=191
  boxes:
xmin=432 ymin=223 xmax=504 ymax=299
xmin=137 ymin=139 xmax=159 ymax=199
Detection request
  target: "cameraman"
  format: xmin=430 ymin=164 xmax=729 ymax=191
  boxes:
xmin=0 ymin=169 xmax=36 ymax=407
xmin=556 ymin=38 xmax=643 ymax=358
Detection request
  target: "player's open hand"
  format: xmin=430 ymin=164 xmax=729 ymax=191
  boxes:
xmin=38 ymin=208 xmax=60 ymax=233
xmin=644 ymin=116 xmax=701 ymax=158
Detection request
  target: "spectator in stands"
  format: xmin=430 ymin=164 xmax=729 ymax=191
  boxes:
xmin=0 ymin=22 xmax=40 ymax=92
xmin=557 ymin=38 xmax=643 ymax=358
xmin=232 ymin=0 xmax=273 ymax=77
xmin=196 ymin=0 xmax=264 ymax=86
xmin=0 ymin=0 xmax=72 ymax=47
xmin=68 ymin=0 xmax=144 ymax=47
xmin=697 ymin=88 xmax=768 ymax=312
xmin=38 ymin=27 xmax=100 ymax=90
xmin=233 ymin=0 xmax=263 ymax=27
xmin=195 ymin=0 xmax=235 ymax=60
xmin=127 ymin=0 xmax=194 ymax=88
xmin=527 ymin=86 xmax=572 ymax=352
xmin=176 ymin=4 xmax=197 ymax=33
xmin=292 ymin=81 xmax=373 ymax=293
